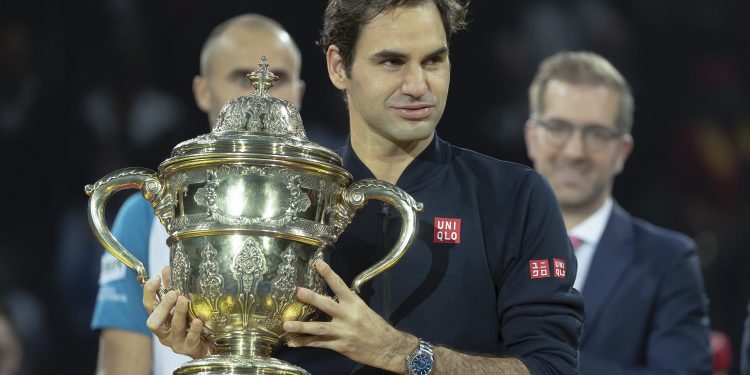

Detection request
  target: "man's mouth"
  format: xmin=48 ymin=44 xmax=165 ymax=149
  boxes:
xmin=555 ymin=168 xmax=588 ymax=185
xmin=393 ymin=104 xmax=434 ymax=120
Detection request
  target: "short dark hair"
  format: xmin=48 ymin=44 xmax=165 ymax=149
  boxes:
xmin=320 ymin=0 xmax=469 ymax=76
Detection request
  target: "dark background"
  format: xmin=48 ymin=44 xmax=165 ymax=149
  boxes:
xmin=1 ymin=0 xmax=748 ymax=373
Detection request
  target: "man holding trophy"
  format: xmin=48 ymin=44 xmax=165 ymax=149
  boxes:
xmin=135 ymin=1 xmax=584 ymax=374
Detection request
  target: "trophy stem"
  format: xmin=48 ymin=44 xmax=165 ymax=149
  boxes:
xmin=174 ymin=333 xmax=310 ymax=375
xmin=214 ymin=332 xmax=276 ymax=357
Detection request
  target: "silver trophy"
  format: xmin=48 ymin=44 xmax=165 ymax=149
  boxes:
xmin=86 ymin=57 xmax=423 ymax=375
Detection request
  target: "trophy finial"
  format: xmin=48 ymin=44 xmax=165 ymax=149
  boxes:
xmin=247 ymin=56 xmax=280 ymax=95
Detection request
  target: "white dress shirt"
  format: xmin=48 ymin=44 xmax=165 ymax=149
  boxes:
xmin=569 ymin=198 xmax=613 ymax=292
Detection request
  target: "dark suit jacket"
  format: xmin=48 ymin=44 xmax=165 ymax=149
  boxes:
xmin=579 ymin=203 xmax=712 ymax=375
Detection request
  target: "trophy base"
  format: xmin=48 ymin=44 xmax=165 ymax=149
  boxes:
xmin=174 ymin=355 xmax=311 ymax=375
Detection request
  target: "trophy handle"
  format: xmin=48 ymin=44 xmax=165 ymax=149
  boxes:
xmin=332 ymin=179 xmax=424 ymax=293
xmin=85 ymin=167 xmax=164 ymax=287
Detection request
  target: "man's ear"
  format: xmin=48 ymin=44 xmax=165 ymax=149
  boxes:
xmin=524 ymin=120 xmax=538 ymax=162
xmin=193 ymin=75 xmax=211 ymax=113
xmin=614 ymin=134 xmax=634 ymax=174
xmin=326 ymin=45 xmax=348 ymax=90
xmin=296 ymin=79 xmax=306 ymax=109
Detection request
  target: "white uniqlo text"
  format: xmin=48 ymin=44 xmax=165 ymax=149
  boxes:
xmin=433 ymin=217 xmax=461 ymax=244
xmin=553 ymin=258 xmax=566 ymax=279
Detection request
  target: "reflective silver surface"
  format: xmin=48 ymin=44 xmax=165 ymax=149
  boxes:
xmin=86 ymin=57 xmax=423 ymax=375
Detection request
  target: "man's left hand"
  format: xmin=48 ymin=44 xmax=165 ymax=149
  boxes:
xmin=283 ymin=260 xmax=416 ymax=373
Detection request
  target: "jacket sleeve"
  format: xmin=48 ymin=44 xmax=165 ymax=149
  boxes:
xmin=494 ymin=171 xmax=584 ymax=375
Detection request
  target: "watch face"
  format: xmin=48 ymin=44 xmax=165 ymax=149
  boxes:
xmin=409 ymin=353 xmax=433 ymax=375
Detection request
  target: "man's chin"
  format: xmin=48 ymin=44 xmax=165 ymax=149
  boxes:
xmin=389 ymin=125 xmax=436 ymax=143
xmin=555 ymin=190 xmax=594 ymax=208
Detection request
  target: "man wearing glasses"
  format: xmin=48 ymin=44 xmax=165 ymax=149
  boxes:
xmin=524 ymin=51 xmax=712 ymax=374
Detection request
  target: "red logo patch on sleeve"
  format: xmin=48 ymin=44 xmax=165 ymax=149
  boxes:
xmin=529 ymin=259 xmax=550 ymax=279
xmin=433 ymin=217 xmax=461 ymax=244
xmin=553 ymin=258 xmax=566 ymax=279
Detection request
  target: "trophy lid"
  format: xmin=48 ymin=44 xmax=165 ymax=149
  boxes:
xmin=164 ymin=57 xmax=344 ymax=170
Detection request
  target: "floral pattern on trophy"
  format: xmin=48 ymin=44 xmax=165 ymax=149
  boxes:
xmin=198 ymin=242 xmax=226 ymax=327
xmin=169 ymin=166 xmax=341 ymax=243
xmin=297 ymin=247 xmax=326 ymax=322
xmin=193 ymin=165 xmax=311 ymax=228
xmin=211 ymin=60 xmax=305 ymax=139
xmin=266 ymin=246 xmax=299 ymax=329
xmin=230 ymin=237 xmax=268 ymax=329
xmin=170 ymin=242 xmax=190 ymax=294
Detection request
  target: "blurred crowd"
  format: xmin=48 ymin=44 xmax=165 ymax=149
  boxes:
xmin=0 ymin=0 xmax=748 ymax=374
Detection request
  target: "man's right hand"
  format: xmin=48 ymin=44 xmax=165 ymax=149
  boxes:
xmin=142 ymin=267 xmax=214 ymax=359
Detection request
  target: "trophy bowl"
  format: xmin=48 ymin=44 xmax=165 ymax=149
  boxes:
xmin=85 ymin=57 xmax=423 ymax=375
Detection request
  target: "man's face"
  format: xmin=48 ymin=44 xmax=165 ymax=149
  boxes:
xmin=525 ymin=80 xmax=632 ymax=211
xmin=195 ymin=25 xmax=303 ymax=125
xmin=328 ymin=2 xmax=450 ymax=146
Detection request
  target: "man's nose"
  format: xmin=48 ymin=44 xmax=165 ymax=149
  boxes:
xmin=401 ymin=63 xmax=428 ymax=99
xmin=561 ymin=130 xmax=586 ymax=159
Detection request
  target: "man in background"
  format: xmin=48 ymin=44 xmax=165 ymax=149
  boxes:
xmin=524 ymin=50 xmax=712 ymax=374
xmin=90 ymin=13 xmax=306 ymax=375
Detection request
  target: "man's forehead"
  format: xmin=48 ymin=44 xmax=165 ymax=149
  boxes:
xmin=543 ymin=80 xmax=620 ymax=126
xmin=207 ymin=26 xmax=299 ymax=68
xmin=545 ymin=80 xmax=617 ymax=97
xmin=215 ymin=34 xmax=292 ymax=58
xmin=356 ymin=4 xmax=448 ymax=55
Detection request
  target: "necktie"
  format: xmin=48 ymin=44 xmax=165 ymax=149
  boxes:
xmin=568 ymin=235 xmax=583 ymax=250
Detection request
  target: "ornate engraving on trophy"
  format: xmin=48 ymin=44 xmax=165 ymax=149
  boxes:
xmin=193 ymin=165 xmax=312 ymax=227
xmin=246 ymin=93 xmax=272 ymax=130
xmin=198 ymin=242 xmax=226 ymax=326
xmin=304 ymin=248 xmax=326 ymax=296
xmin=271 ymin=247 xmax=298 ymax=313
xmin=198 ymin=242 xmax=224 ymax=302
xmin=195 ymin=169 xmax=221 ymax=219
xmin=171 ymin=242 xmax=190 ymax=294
xmin=232 ymin=237 xmax=268 ymax=295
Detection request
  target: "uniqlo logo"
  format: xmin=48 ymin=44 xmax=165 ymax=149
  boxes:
xmin=433 ymin=217 xmax=461 ymax=244
xmin=553 ymin=258 xmax=566 ymax=279
xmin=529 ymin=259 xmax=550 ymax=279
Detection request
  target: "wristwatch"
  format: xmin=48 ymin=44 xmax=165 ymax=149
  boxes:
xmin=406 ymin=338 xmax=434 ymax=375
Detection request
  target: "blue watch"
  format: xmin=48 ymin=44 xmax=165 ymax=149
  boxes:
xmin=406 ymin=338 xmax=434 ymax=375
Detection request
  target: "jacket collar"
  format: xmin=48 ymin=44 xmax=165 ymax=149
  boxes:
xmin=580 ymin=202 xmax=635 ymax=340
xmin=339 ymin=133 xmax=449 ymax=191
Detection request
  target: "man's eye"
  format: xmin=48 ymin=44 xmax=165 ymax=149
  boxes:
xmin=235 ymin=76 xmax=252 ymax=86
xmin=426 ymin=56 xmax=444 ymax=65
xmin=588 ymin=128 xmax=615 ymax=140
xmin=546 ymin=122 xmax=569 ymax=133
xmin=383 ymin=59 xmax=403 ymax=67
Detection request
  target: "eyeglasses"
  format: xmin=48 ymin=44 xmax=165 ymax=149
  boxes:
xmin=533 ymin=117 xmax=625 ymax=151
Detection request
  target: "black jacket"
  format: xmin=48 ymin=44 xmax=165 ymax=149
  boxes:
xmin=278 ymin=135 xmax=584 ymax=374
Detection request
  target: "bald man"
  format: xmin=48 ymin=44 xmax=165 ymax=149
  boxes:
xmin=90 ymin=14 xmax=305 ymax=375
